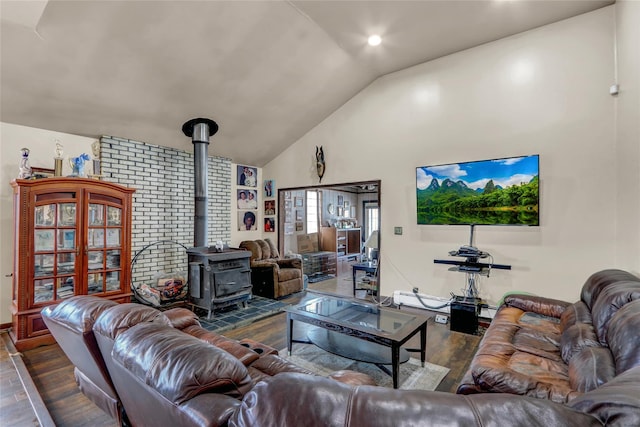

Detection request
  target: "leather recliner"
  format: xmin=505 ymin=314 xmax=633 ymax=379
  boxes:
xmin=41 ymin=296 xmax=123 ymax=423
xmin=41 ymin=296 xmax=203 ymax=425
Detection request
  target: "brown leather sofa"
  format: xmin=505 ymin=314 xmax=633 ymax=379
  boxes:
xmin=239 ymin=238 xmax=303 ymax=298
xmin=42 ymin=295 xmax=374 ymax=425
xmin=227 ymin=368 xmax=640 ymax=427
xmin=104 ymin=316 xmax=639 ymax=427
xmin=457 ymin=269 xmax=640 ymax=404
xmin=43 ymin=292 xmax=640 ymax=427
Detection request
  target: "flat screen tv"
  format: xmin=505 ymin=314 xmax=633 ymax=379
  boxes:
xmin=416 ymin=155 xmax=539 ymax=226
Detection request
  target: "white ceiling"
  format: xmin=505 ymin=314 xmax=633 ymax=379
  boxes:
xmin=1 ymin=0 xmax=612 ymax=166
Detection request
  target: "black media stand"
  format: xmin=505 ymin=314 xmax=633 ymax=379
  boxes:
xmin=433 ymin=259 xmax=511 ymax=272
xmin=434 ymin=224 xmax=511 ymax=300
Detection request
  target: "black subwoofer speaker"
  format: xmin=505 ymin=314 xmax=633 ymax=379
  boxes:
xmin=450 ymin=296 xmax=481 ymax=334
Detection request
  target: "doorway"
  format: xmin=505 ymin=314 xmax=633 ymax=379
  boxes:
xmin=277 ymin=180 xmax=381 ymax=298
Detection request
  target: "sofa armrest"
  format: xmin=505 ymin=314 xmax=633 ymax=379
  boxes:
xmin=276 ymin=258 xmax=301 ymax=270
xmin=503 ymin=294 xmax=570 ymax=318
xmin=229 ymin=373 xmax=601 ymax=427
xmin=251 ymin=260 xmax=278 ymax=270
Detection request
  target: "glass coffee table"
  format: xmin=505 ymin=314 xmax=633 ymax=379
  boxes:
xmin=284 ymin=295 xmax=429 ymax=388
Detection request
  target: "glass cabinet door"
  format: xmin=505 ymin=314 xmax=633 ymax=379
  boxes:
xmin=33 ymin=202 xmax=77 ymax=304
xmin=87 ymin=203 xmax=123 ymax=294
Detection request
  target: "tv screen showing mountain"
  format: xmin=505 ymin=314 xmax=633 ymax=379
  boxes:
xmin=416 ymin=155 xmax=539 ymax=226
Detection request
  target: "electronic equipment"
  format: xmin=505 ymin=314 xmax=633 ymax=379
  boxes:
xmin=450 ymin=296 xmax=481 ymax=334
xmin=416 ymin=154 xmax=539 ymax=226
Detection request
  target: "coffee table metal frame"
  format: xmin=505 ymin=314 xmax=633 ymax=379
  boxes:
xmin=285 ymin=295 xmax=429 ymax=388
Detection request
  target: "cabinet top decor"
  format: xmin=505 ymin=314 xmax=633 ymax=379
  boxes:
xmin=12 ymin=177 xmax=136 ymax=193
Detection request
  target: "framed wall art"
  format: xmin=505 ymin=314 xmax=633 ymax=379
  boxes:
xmin=237 ymin=165 xmax=257 ymax=187
xmin=264 ymin=179 xmax=274 ymax=198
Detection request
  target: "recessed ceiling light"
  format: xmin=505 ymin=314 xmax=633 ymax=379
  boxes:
xmin=367 ymin=35 xmax=382 ymax=46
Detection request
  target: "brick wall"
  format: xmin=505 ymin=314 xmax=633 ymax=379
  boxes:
xmin=100 ymin=136 xmax=231 ymax=289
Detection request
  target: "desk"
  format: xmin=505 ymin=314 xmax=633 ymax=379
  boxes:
xmin=352 ymin=262 xmax=377 ymax=296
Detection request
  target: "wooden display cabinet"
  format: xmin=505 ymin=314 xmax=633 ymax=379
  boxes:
xmin=10 ymin=178 xmax=135 ymax=350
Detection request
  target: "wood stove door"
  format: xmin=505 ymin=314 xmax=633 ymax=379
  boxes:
xmin=212 ymin=269 xmax=251 ymax=297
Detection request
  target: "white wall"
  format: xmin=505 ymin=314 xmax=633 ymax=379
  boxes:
xmin=614 ymin=1 xmax=640 ymax=272
xmin=264 ymin=7 xmax=630 ymax=305
xmin=1 ymin=122 xmax=98 ymax=324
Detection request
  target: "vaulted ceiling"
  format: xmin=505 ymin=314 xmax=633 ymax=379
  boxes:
xmin=1 ymin=0 xmax=612 ymax=166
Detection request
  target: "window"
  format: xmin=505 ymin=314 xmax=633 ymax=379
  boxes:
xmin=306 ymin=190 xmax=319 ymax=233
xmin=364 ymin=201 xmax=379 ymax=242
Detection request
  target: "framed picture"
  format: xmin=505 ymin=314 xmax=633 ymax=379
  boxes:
xmin=264 ymin=180 xmax=275 ymax=198
xmin=294 ymin=197 xmax=303 ymax=207
xmin=238 ymin=211 xmax=257 ymax=231
xmin=337 ymin=195 xmax=344 ymax=205
xmin=344 ymin=200 xmax=350 ymax=209
xmin=237 ymin=189 xmax=258 ymax=209
xmin=237 ymin=165 xmax=257 ymax=187
xmin=264 ymin=200 xmax=276 ymax=215
xmin=295 ymin=221 xmax=304 ymax=231
xmin=264 ymin=217 xmax=275 ymax=232
xmin=350 ymin=206 xmax=356 ymax=218
xmin=284 ymin=223 xmax=294 ymax=235
xmin=337 ymin=206 xmax=343 ymax=217
xmin=295 ymin=210 xmax=303 ymax=221
xmin=285 ymin=210 xmax=292 ymax=223
xmin=284 ymin=191 xmax=291 ymax=200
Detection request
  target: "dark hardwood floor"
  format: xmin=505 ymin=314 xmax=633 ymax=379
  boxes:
xmin=10 ymin=276 xmax=481 ymax=427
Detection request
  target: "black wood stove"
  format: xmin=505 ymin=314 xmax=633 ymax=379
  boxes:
xmin=187 ymin=246 xmax=252 ymax=320
xmin=182 ymin=118 xmax=252 ymax=319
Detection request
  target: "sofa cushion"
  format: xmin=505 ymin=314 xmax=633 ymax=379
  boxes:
xmin=606 ymin=299 xmax=640 ymax=374
xmin=278 ymin=267 xmax=302 ymax=282
xmin=560 ymin=323 xmax=600 ymax=363
xmin=256 ymin=240 xmax=271 ymax=259
xmin=580 ymin=269 xmax=640 ymax=309
xmin=182 ymin=325 xmax=260 ymax=367
xmin=568 ymin=347 xmax=615 ymax=393
xmin=568 ymin=365 xmax=640 ymax=426
xmin=590 ymin=281 xmax=640 ymax=345
xmin=264 ymin=238 xmax=280 ymax=258
xmin=560 ymin=301 xmax=593 ymax=331
xmin=93 ymin=303 xmax=171 ymax=340
xmin=469 ymin=307 xmax=574 ymax=403
xmin=112 ymin=322 xmax=253 ymax=403
xmin=239 ymin=240 xmax=262 ymax=261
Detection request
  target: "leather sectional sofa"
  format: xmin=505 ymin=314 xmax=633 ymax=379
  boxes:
xmin=43 ymin=295 xmax=640 ymax=427
xmin=40 ymin=268 xmax=640 ymax=426
xmin=457 ymin=269 xmax=640 ymax=404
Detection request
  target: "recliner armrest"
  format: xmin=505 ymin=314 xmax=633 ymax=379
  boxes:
xmin=503 ymin=294 xmax=570 ymax=318
xmin=276 ymin=258 xmax=301 ymax=269
xmin=251 ymin=260 xmax=278 ymax=269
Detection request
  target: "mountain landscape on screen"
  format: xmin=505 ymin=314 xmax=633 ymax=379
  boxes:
xmin=416 ymin=155 xmax=539 ymax=226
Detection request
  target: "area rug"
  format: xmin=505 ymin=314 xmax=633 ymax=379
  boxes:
xmin=281 ymin=344 xmax=449 ymax=390
xmin=307 ymin=273 xmax=336 ymax=283
xmin=196 ymin=296 xmax=288 ymax=333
